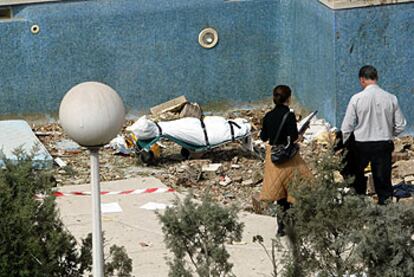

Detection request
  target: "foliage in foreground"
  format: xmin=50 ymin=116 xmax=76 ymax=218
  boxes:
xmin=158 ymin=192 xmax=244 ymax=277
xmin=0 ymin=150 xmax=132 ymax=276
xmin=268 ymin=148 xmax=414 ymax=277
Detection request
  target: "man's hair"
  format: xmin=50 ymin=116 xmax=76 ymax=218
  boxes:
xmin=359 ymin=65 xmax=378 ymax=81
xmin=273 ymin=85 xmax=292 ymax=105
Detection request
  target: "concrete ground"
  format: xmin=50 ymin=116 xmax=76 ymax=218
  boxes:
xmin=56 ymin=177 xmax=281 ymax=277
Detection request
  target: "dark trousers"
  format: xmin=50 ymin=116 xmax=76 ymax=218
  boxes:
xmin=276 ymin=198 xmax=291 ymax=234
xmin=352 ymin=141 xmax=394 ymax=204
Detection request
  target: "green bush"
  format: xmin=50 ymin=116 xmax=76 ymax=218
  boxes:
xmin=158 ymin=192 xmax=244 ymax=277
xmin=260 ymin=148 xmax=414 ymax=277
xmin=286 ymin=150 xmax=367 ymax=277
xmin=0 ymin=151 xmax=132 ymax=276
xmin=356 ymin=203 xmax=414 ymax=277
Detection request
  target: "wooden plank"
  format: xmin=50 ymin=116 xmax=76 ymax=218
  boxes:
xmin=150 ymin=96 xmax=188 ymax=115
xmin=319 ymin=0 xmax=414 ymax=9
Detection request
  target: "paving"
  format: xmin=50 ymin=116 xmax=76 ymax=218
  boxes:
xmin=56 ymin=177 xmax=280 ymax=277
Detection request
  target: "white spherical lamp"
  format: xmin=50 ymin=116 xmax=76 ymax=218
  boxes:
xmin=59 ymin=81 xmax=125 ymax=147
xmin=58 ymin=81 xmax=125 ymax=277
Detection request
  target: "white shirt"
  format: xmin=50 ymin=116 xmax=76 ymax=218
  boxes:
xmin=341 ymin=84 xmax=406 ymax=142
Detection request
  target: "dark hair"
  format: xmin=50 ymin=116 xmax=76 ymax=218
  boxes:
xmin=359 ymin=65 xmax=378 ymax=81
xmin=273 ymin=85 xmax=292 ymax=105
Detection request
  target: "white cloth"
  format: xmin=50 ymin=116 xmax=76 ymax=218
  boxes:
xmin=127 ymin=116 xmax=251 ymax=146
xmin=341 ymin=84 xmax=406 ymax=142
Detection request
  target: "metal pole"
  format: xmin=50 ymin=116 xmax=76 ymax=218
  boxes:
xmin=89 ymin=147 xmax=104 ymax=277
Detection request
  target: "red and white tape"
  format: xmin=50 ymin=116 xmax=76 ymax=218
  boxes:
xmin=52 ymin=187 xmax=175 ymax=197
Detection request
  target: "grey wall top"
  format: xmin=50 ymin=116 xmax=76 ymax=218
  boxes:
xmin=320 ymin=0 xmax=414 ymax=9
xmin=0 ymin=0 xmax=61 ymax=6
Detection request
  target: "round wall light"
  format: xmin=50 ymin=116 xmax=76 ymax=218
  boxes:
xmin=31 ymin=24 xmax=40 ymax=34
xmin=198 ymin=27 xmax=218 ymax=49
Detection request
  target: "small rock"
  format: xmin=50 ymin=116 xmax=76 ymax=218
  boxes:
xmin=395 ymin=160 xmax=414 ymax=177
xmin=252 ymin=171 xmax=263 ymax=185
xmin=202 ymin=163 xmax=222 ymax=172
xmin=404 ymin=175 xmax=414 ymax=183
xmin=231 ymin=164 xmax=241 ymax=169
xmin=242 ymin=179 xmax=254 ymax=186
xmin=219 ymin=176 xmax=232 ymax=187
xmin=233 ymin=175 xmax=243 ymax=183
xmin=139 ymin=241 xmax=153 ymax=248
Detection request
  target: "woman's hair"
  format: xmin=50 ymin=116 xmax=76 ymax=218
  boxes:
xmin=273 ymin=85 xmax=292 ymax=105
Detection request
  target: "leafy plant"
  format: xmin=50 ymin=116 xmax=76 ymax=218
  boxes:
xmin=356 ymin=203 xmax=414 ymax=277
xmin=158 ymin=192 xmax=244 ymax=277
xmin=274 ymin=147 xmax=414 ymax=277
xmin=0 ymin=150 xmax=132 ymax=276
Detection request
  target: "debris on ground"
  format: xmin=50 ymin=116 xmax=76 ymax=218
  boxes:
xmin=29 ymin=98 xmax=414 ymax=210
xmin=180 ymin=102 xmax=203 ymax=119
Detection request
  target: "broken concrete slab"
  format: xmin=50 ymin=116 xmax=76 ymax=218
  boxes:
xmin=202 ymin=163 xmax=222 ymax=172
xmin=180 ymin=102 xmax=203 ymax=119
xmin=395 ymin=160 xmax=414 ymax=177
xmin=0 ymin=120 xmax=53 ymax=168
xmin=150 ymin=96 xmax=188 ymax=115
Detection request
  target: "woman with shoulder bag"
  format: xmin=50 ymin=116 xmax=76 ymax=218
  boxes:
xmin=259 ymin=85 xmax=312 ymax=236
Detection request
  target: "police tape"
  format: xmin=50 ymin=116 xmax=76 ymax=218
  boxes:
xmin=36 ymin=187 xmax=175 ymax=198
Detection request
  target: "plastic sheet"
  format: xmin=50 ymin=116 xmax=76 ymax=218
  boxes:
xmin=127 ymin=116 xmax=251 ymax=146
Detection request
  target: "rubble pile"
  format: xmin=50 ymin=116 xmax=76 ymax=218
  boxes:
xmin=31 ymin=99 xmax=414 ymax=209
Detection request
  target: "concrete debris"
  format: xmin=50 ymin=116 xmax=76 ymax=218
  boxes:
xmin=241 ymin=179 xmax=254 ymax=187
xmin=302 ymin=117 xmax=333 ymax=143
xmin=180 ymin=102 xmax=203 ymax=119
xmin=395 ymin=160 xmax=414 ymax=177
xmin=219 ymin=175 xmax=232 ymax=187
xmin=150 ymin=95 xmax=188 ymax=115
xmin=54 ymin=157 xmax=67 ymax=168
xmin=55 ymin=139 xmax=81 ymax=154
xmin=404 ymin=175 xmax=414 ymax=184
xmin=202 ymin=163 xmax=222 ymax=172
xmin=27 ymin=101 xmax=414 ymax=209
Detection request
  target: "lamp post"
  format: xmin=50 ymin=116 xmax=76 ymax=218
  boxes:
xmin=59 ymin=82 xmax=125 ymax=277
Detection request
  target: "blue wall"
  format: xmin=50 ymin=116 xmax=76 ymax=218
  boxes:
xmin=334 ymin=3 xmax=414 ymax=133
xmin=0 ymin=0 xmax=413 ymax=133
xmin=0 ymin=0 xmax=279 ymax=114
xmin=275 ymin=0 xmax=336 ymax=125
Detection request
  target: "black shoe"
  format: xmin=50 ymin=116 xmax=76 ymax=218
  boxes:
xmin=276 ymin=218 xmax=286 ymax=237
xmin=276 ymin=228 xmax=286 ymax=237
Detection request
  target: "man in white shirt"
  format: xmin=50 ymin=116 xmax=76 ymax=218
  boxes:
xmin=341 ymin=65 xmax=406 ymax=204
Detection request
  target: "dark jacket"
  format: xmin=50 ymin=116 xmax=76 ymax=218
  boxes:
xmin=260 ymin=105 xmax=298 ymax=145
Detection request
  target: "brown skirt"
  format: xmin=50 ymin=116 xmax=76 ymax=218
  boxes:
xmin=259 ymin=144 xmax=312 ymax=203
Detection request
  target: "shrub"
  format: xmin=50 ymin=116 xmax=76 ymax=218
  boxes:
xmin=158 ymin=192 xmax=244 ymax=277
xmin=0 ymin=150 xmax=132 ymax=276
xmin=259 ymin=148 xmax=414 ymax=277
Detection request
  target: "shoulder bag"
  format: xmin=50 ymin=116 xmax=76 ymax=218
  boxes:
xmin=270 ymin=111 xmax=299 ymax=165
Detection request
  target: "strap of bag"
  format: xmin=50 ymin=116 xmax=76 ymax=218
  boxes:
xmin=199 ymin=119 xmax=210 ymax=147
xmin=228 ymin=120 xmax=241 ymax=142
xmin=271 ymin=111 xmax=291 ymax=145
xmin=155 ymin=122 xmax=163 ymax=136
